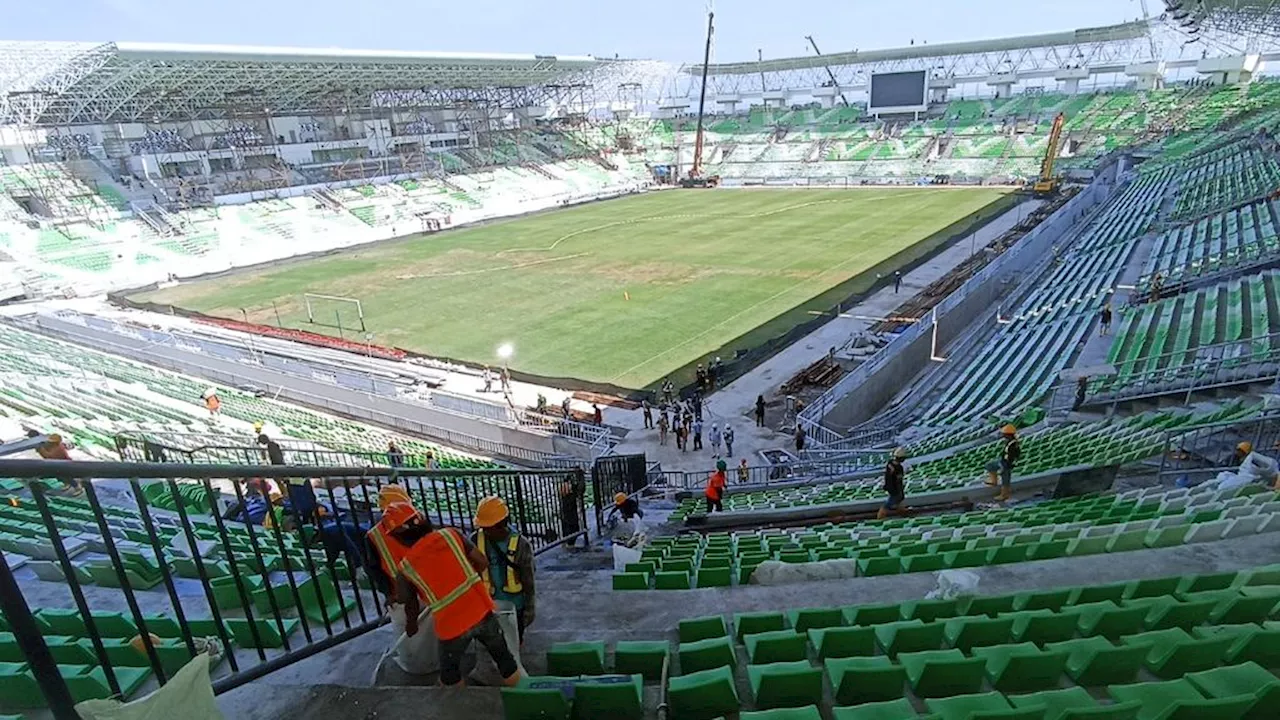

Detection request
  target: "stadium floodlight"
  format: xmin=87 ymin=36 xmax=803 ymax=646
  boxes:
xmin=497 ymin=343 xmax=514 ymax=359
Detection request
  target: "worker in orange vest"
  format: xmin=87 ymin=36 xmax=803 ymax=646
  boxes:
xmin=362 ymin=485 xmax=417 ymax=605
xmin=396 ymin=513 xmax=522 ymax=687
xmin=705 ymin=459 xmax=728 ymax=513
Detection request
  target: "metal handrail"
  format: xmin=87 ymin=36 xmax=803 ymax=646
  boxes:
xmin=0 ymin=457 xmax=598 ymax=713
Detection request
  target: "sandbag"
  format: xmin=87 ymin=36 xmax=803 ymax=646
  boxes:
xmin=748 ymin=559 xmax=857 ymax=586
xmin=612 ymin=543 xmax=642 ymax=572
xmin=926 ymin=570 xmax=980 ymax=600
xmin=389 ymin=607 xmax=440 ymax=675
xmin=469 ymin=600 xmax=525 ymax=685
xmin=75 ymin=654 xmax=223 ymax=720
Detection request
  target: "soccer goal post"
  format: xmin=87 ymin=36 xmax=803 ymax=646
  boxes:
xmin=303 ymin=293 xmax=366 ymax=335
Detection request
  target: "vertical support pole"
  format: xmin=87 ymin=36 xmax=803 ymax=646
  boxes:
xmin=0 ymin=553 xmax=79 ymax=719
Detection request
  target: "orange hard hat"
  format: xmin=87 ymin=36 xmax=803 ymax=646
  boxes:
xmin=475 ymin=495 xmax=509 ymax=528
xmin=381 ymin=502 xmax=420 ymax=532
xmin=614 ymin=492 xmax=628 ymax=506
xmin=1001 ymin=424 xmax=1017 ymax=436
xmin=1238 ymin=441 xmax=1254 ymax=454
xmin=129 ymin=633 xmax=162 ymax=654
xmin=378 ymin=484 xmax=411 ymax=511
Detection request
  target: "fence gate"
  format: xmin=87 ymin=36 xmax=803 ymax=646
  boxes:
xmin=591 ymin=453 xmax=647 ymax=531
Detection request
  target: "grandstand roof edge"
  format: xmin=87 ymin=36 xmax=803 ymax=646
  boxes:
xmin=689 ymin=20 xmax=1151 ymax=76
xmin=111 ymin=41 xmax=601 ymax=67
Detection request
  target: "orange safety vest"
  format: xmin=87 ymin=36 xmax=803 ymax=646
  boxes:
xmin=399 ymin=528 xmax=494 ymax=641
xmin=366 ymin=521 xmax=413 ymax=595
xmin=705 ymin=471 xmax=727 ymax=500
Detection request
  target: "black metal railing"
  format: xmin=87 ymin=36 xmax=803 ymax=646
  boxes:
xmin=0 ymin=459 xmax=590 ymax=717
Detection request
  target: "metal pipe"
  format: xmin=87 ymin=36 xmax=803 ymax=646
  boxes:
xmin=0 ymin=552 xmax=80 ymax=719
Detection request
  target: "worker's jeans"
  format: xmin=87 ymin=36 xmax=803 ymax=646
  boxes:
xmin=439 ymin=613 xmax=518 ymax=686
xmin=1000 ymin=461 xmax=1013 ymax=489
xmin=705 ymin=497 xmax=723 ymax=513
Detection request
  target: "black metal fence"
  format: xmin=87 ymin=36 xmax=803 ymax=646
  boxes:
xmin=0 ymin=458 xmax=589 ymax=718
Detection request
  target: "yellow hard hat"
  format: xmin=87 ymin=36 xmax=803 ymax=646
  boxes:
xmin=475 ymin=496 xmax=509 ymax=528
xmin=47 ymin=433 xmax=62 ymax=444
xmin=1238 ymin=441 xmax=1253 ymax=454
xmin=893 ymin=447 xmax=907 ymax=459
xmin=268 ymin=490 xmax=283 ymax=503
xmin=614 ymin=492 xmax=628 ymax=506
xmin=1001 ymin=424 xmax=1017 ymax=436
xmin=253 ymin=421 xmax=264 ymax=432
xmin=378 ymin=484 xmax=411 ymax=511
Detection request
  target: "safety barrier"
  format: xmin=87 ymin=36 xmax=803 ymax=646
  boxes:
xmin=0 ymin=459 xmax=591 ymax=716
xmin=653 ymin=451 xmax=889 ymax=492
xmin=1157 ymin=410 xmax=1280 ymax=485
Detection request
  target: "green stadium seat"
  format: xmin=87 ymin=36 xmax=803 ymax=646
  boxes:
xmin=926 ymin=691 xmax=1043 ymax=720
xmin=844 ymin=602 xmax=903 ymax=627
xmin=739 ymin=707 xmax=823 ymax=720
xmin=735 ymin=612 xmax=786 ymax=641
xmin=825 ymin=656 xmax=908 ymax=706
xmin=679 ymin=616 xmax=728 ymax=644
xmin=656 ymin=572 xmax=691 ymax=590
xmin=1192 ymin=623 xmax=1280 ymax=666
xmin=748 ymin=661 xmax=823 ymax=710
xmin=963 ymin=595 xmax=1017 ymax=618
xmin=1185 ymin=661 xmax=1280 ymax=720
xmin=1210 ymin=589 xmax=1280 ymax=625
xmin=1120 ymin=628 xmax=1233 ymax=678
xmin=944 ymin=616 xmax=1015 ymax=652
xmin=501 ymin=685 xmax=570 ymax=720
xmin=1008 ymin=687 xmax=1142 ymax=720
xmin=898 ymin=648 xmax=986 ymax=698
xmin=572 ymin=674 xmax=644 ymax=720
xmin=973 ymin=641 xmax=1069 ymax=692
xmin=1014 ymin=589 xmax=1072 ymax=612
xmin=808 ymin=626 xmax=876 ymax=659
xmin=696 ymin=568 xmax=731 ymax=588
xmin=875 ymin=620 xmax=945 ymax=657
xmin=831 ymin=698 xmax=918 ymax=720
xmin=678 ymin=637 xmax=736 ymax=674
xmin=1072 ymin=582 xmax=1131 ymax=605
xmin=901 ymin=599 xmax=961 ymax=624
xmin=1125 ymin=577 xmax=1183 ymax=600
xmin=1127 ymin=597 xmax=1218 ymax=631
xmin=1010 ymin=609 xmax=1082 ymax=645
xmin=1179 ymin=572 xmax=1238 ymax=594
xmin=787 ymin=607 xmax=844 ymax=633
xmin=1047 ymin=636 xmax=1150 ymax=685
xmin=1076 ymin=603 xmax=1149 ymax=640
xmin=546 ymin=641 xmax=607 ymax=676
xmin=1107 ymin=677 xmax=1255 ymax=720
xmin=613 ymin=641 xmax=669 ymax=681
xmin=744 ymin=630 xmax=807 ymax=664
xmin=667 ymin=665 xmax=739 ymax=720
xmin=614 ymin=573 xmax=650 ymax=590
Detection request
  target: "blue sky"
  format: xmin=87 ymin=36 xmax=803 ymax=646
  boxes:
xmin=9 ymin=0 xmax=1147 ymax=63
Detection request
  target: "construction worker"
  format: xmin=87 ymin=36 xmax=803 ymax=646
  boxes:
xmin=608 ymin=492 xmax=644 ymax=523
xmin=396 ymin=514 xmax=522 ymax=688
xmin=1231 ymin=441 xmax=1253 ymax=467
xmin=985 ymin=425 xmax=1021 ymax=502
xmin=705 ymin=459 xmax=728 ymax=513
xmin=878 ymin=447 xmax=909 ymax=519
xmin=363 ymin=498 xmax=426 ymax=605
xmin=472 ymin=496 xmax=536 ymax=642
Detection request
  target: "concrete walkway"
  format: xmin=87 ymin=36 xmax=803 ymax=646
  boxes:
xmin=610 ymin=198 xmax=1043 ymax=472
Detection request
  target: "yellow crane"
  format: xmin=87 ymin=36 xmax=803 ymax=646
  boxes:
xmin=1033 ymin=112 xmax=1065 ymax=196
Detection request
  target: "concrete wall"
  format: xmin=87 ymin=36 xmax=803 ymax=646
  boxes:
xmin=31 ymin=314 xmax=573 ymax=465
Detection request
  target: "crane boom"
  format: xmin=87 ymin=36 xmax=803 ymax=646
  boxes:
xmin=1033 ymin=112 xmax=1065 ymax=195
xmin=804 ymin=36 xmax=849 ymax=107
xmin=690 ymin=11 xmax=715 ymax=179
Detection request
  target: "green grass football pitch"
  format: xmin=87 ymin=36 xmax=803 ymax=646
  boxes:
xmin=134 ymin=187 xmax=1008 ymax=389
